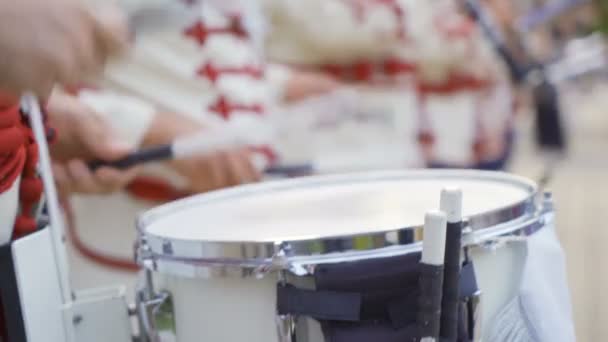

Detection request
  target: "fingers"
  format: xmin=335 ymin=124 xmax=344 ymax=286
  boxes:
xmin=240 ymin=150 xmax=263 ymax=182
xmin=173 ymin=148 xmax=261 ymax=193
xmin=0 ymin=0 xmax=129 ymax=96
xmin=204 ymin=151 xmax=228 ymax=190
xmin=95 ymin=166 xmax=140 ymax=193
xmin=54 ymin=159 xmax=139 ymax=195
xmin=53 ymin=2 xmax=128 ymax=85
xmin=221 ymin=150 xmax=261 ymax=187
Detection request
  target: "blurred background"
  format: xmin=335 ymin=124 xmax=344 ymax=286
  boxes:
xmin=484 ymin=1 xmax=608 ymax=340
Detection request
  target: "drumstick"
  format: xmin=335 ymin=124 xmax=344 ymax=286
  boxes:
xmin=89 ymin=128 xmax=243 ymax=170
xmin=418 ymin=210 xmax=447 ymax=342
xmin=461 ymin=0 xmax=528 ymax=83
xmin=88 ymin=131 xmax=315 ymax=176
xmin=438 ymin=187 xmax=463 ymax=341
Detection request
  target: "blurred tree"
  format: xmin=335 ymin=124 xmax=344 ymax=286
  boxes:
xmin=595 ymin=0 xmax=608 ymax=33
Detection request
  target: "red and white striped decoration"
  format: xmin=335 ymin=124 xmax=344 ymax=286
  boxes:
xmin=182 ymin=6 xmax=275 ymax=165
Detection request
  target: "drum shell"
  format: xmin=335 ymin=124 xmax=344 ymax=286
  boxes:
xmin=135 ymin=170 xmax=550 ymax=341
xmin=150 ymin=235 xmax=529 ymax=342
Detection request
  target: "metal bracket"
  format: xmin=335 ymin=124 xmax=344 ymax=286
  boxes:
xmin=136 ymin=270 xmax=175 ymax=342
xmin=63 ymin=287 xmax=132 ymax=342
xmin=252 ymin=242 xmax=293 ymax=279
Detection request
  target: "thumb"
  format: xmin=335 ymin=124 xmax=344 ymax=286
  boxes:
xmin=91 ymin=138 xmax=134 ymax=162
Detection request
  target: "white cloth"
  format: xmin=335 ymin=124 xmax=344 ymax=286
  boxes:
xmin=487 ymin=217 xmax=576 ymax=342
xmin=0 ymin=177 xmax=20 ymax=245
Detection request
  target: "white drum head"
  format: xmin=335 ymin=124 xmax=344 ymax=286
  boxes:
xmin=141 ymin=170 xmax=536 ymax=244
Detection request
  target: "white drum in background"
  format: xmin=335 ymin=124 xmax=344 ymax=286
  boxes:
xmin=135 ymin=170 xmax=556 ymax=342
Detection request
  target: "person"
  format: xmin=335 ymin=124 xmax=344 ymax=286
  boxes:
xmin=262 ymin=0 xmax=515 ymax=171
xmin=65 ymin=0 xmax=339 ymax=295
xmin=0 ymin=0 xmax=133 ymax=244
xmin=0 ymin=0 xmax=135 ymax=340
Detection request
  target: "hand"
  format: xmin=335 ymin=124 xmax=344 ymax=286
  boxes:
xmin=52 ymin=159 xmax=139 ymax=196
xmin=46 ymin=91 xmax=139 ymax=195
xmin=171 ymin=149 xmax=262 ymax=193
xmin=0 ymin=0 xmax=129 ymax=99
xmin=143 ymin=111 xmax=262 ymax=192
xmin=284 ymin=71 xmax=340 ymax=102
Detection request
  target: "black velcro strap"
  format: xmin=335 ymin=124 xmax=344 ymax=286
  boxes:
xmin=459 ymin=261 xmax=479 ymax=299
xmin=277 ymin=284 xmax=362 ymax=322
xmin=440 ymin=221 xmax=463 ymax=340
xmin=415 ymin=264 xmax=444 ymax=336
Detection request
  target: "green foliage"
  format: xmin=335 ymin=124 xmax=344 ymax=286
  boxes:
xmin=596 ymin=0 xmax=608 ymax=33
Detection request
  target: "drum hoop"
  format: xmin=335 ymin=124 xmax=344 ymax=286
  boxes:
xmin=137 ymin=170 xmax=540 ymax=276
xmin=140 ymin=211 xmax=550 ymax=279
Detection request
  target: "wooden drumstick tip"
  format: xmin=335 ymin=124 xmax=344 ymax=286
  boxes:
xmin=440 ymin=187 xmax=463 ymax=223
xmin=422 ymin=210 xmax=447 ymax=266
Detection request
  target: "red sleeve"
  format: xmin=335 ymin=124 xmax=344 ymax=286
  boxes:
xmin=0 ymin=92 xmax=18 ymax=110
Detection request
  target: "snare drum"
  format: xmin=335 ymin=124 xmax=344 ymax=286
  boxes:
xmin=135 ymin=170 xmax=558 ymax=342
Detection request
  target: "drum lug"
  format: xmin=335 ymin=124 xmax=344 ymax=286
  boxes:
xmin=135 ymin=271 xmax=175 ymax=342
xmin=468 ymin=290 xmax=483 ymax=342
xmin=276 ymin=314 xmax=297 ymax=342
xmin=276 ymin=267 xmax=298 ymax=342
xmin=254 ymin=242 xmax=294 ymax=278
xmin=541 ymin=191 xmax=554 ymax=213
xmin=287 ymin=263 xmax=310 ymax=277
xmin=136 ymin=238 xmax=157 ymax=271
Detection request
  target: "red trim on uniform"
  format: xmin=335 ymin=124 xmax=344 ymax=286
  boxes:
xmin=250 ymin=145 xmax=278 ymax=165
xmin=352 ymin=62 xmax=374 ymax=82
xmin=208 ymin=96 xmax=264 ymax=120
xmin=126 ymin=176 xmax=190 ymax=202
xmin=197 ymin=63 xmax=263 ymax=83
xmin=317 ymin=58 xmax=416 ymax=82
xmin=183 ymin=15 xmax=248 ymax=46
xmin=417 ymin=74 xmax=491 ymax=95
xmin=321 ymin=64 xmax=347 ymax=80
xmin=383 ymin=57 xmax=417 ymax=76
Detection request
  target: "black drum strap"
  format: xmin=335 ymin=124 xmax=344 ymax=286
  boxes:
xmin=277 ymin=285 xmax=362 ymax=322
xmin=0 ymin=242 xmax=27 ymax=342
xmin=276 ymin=253 xmax=480 ymax=342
